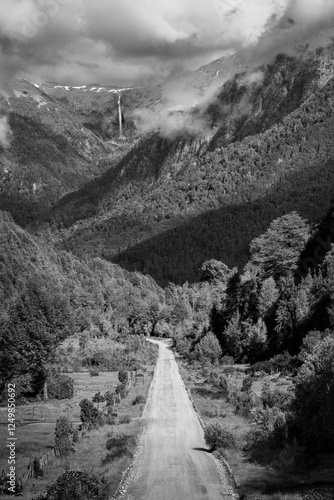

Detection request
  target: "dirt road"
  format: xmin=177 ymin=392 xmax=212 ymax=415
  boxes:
xmin=117 ymin=339 xmax=237 ymax=500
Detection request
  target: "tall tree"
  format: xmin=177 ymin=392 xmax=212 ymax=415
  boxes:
xmin=248 ymin=212 xmax=310 ymax=279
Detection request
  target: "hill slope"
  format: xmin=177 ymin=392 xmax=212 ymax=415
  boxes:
xmin=44 ymin=43 xmax=334 ymax=284
xmin=0 ymin=209 xmax=164 ymax=394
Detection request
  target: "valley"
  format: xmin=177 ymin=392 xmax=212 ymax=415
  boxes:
xmin=1 ymin=27 xmax=334 ymax=500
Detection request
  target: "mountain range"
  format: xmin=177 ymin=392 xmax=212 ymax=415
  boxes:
xmin=2 ymin=36 xmax=334 ymax=285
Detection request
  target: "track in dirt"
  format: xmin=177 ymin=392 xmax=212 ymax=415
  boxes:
xmin=117 ymin=339 xmax=237 ymax=500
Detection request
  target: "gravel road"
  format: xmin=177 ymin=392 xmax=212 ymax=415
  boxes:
xmin=117 ymin=339 xmax=237 ymax=500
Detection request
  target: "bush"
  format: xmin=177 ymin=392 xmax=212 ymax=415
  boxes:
xmin=229 ymin=389 xmax=254 ymax=417
xmin=242 ymin=376 xmax=253 ymax=393
xmin=204 ymin=422 xmax=235 ymax=450
xmin=106 ymin=434 xmax=136 ymax=451
xmin=89 ymin=369 xmax=99 ymax=377
xmin=92 ymin=392 xmax=105 ymax=407
xmin=54 ymin=417 xmax=74 ymax=458
xmin=33 ymin=457 xmax=44 ymax=478
xmin=118 ymin=369 xmax=128 ymax=384
xmin=102 ymin=434 xmax=136 ymax=465
xmin=215 ymin=374 xmax=229 ymax=396
xmin=79 ymin=399 xmax=103 ymax=429
xmin=101 ymin=447 xmax=131 ymax=464
xmin=294 ymin=337 xmax=334 ymax=451
xmin=116 ymin=382 xmax=128 ymax=399
xmin=105 ymin=414 xmax=116 ymax=425
xmin=132 ymin=394 xmax=145 ymax=405
xmin=104 ymin=391 xmax=116 ymax=406
xmin=252 ymin=353 xmax=301 ymax=376
xmin=250 ymin=406 xmax=289 ymax=445
xmin=118 ymin=415 xmax=131 ymax=424
xmin=251 ymin=360 xmax=273 ymax=374
xmin=38 ymin=470 xmax=109 ymax=500
xmin=47 ymin=373 xmax=74 ymax=400
xmin=261 ymin=382 xmax=292 ymax=410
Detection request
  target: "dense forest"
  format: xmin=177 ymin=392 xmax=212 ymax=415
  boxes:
xmin=0 ymin=210 xmax=164 ymax=401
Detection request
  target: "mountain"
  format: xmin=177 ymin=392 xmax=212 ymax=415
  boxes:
xmin=0 ymin=80 xmax=129 ymax=226
xmin=38 ymin=81 xmax=165 ymax=140
xmin=42 ymin=42 xmax=334 ymax=284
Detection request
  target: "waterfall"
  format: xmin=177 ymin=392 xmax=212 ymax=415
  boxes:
xmin=118 ymin=93 xmax=123 ymax=137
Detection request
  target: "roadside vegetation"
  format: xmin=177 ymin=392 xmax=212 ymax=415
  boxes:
xmin=0 ymin=342 xmax=156 ymax=499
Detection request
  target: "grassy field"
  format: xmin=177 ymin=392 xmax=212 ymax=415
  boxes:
xmin=178 ymin=358 xmax=325 ymax=500
xmin=0 ymin=360 xmax=156 ymax=499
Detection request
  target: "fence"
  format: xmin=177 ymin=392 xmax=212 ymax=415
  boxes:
xmin=18 ymin=423 xmax=90 ymax=486
xmin=3 ymin=370 xmax=138 ymax=488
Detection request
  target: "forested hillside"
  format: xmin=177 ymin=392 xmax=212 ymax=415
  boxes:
xmin=45 ymin=44 xmax=334 ymax=284
xmin=170 ymin=208 xmax=334 ymax=362
xmin=0 ymin=210 xmax=164 ymax=401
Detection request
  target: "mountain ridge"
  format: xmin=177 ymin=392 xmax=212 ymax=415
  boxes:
xmin=36 ymin=42 xmax=334 ymax=283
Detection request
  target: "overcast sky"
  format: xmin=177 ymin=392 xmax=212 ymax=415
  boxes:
xmin=1 ymin=0 xmax=334 ymax=87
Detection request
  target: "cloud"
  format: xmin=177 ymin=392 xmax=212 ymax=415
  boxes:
xmin=131 ymin=107 xmax=209 ymax=139
xmin=0 ymin=0 xmax=334 ymax=88
xmin=0 ymin=116 xmax=12 ymax=148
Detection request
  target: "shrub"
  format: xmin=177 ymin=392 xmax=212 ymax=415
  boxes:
xmin=213 ymin=374 xmax=229 ymax=396
xmin=294 ymin=337 xmax=334 ymax=451
xmin=116 ymin=382 xmax=128 ymax=399
xmin=242 ymin=376 xmax=253 ymax=393
xmin=132 ymin=394 xmax=146 ymax=405
xmin=106 ymin=434 xmax=136 ymax=451
xmin=92 ymin=391 xmax=105 ymax=408
xmin=79 ymin=399 xmax=103 ymax=429
xmin=204 ymin=422 xmax=235 ymax=450
xmin=203 ymin=408 xmax=218 ymax=418
xmin=104 ymin=391 xmax=116 ymax=406
xmin=250 ymin=406 xmax=289 ymax=444
xmin=33 ymin=457 xmax=44 ymax=478
xmin=261 ymin=382 xmax=292 ymax=410
xmin=118 ymin=369 xmax=128 ymax=384
xmin=118 ymin=415 xmax=131 ymax=424
xmin=39 ymin=470 xmax=109 ymax=500
xmin=252 ymin=353 xmax=301 ymax=376
xmin=105 ymin=415 xmax=116 ymax=425
xmin=89 ymin=369 xmax=99 ymax=377
xmin=54 ymin=417 xmax=74 ymax=458
xmin=47 ymin=373 xmax=74 ymax=400
xmin=102 ymin=434 xmax=136 ymax=465
xmin=102 ymin=447 xmax=131 ymax=464
xmin=252 ymin=360 xmax=273 ymax=375
xmin=229 ymin=389 xmax=254 ymax=417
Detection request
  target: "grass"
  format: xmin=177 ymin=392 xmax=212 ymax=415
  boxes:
xmin=0 ymin=352 xmax=157 ymax=500
xmin=178 ymin=361 xmax=309 ymax=500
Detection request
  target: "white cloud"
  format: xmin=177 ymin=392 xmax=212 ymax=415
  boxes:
xmin=0 ymin=115 xmax=12 ymax=148
xmin=0 ymin=0 xmax=334 ymax=87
